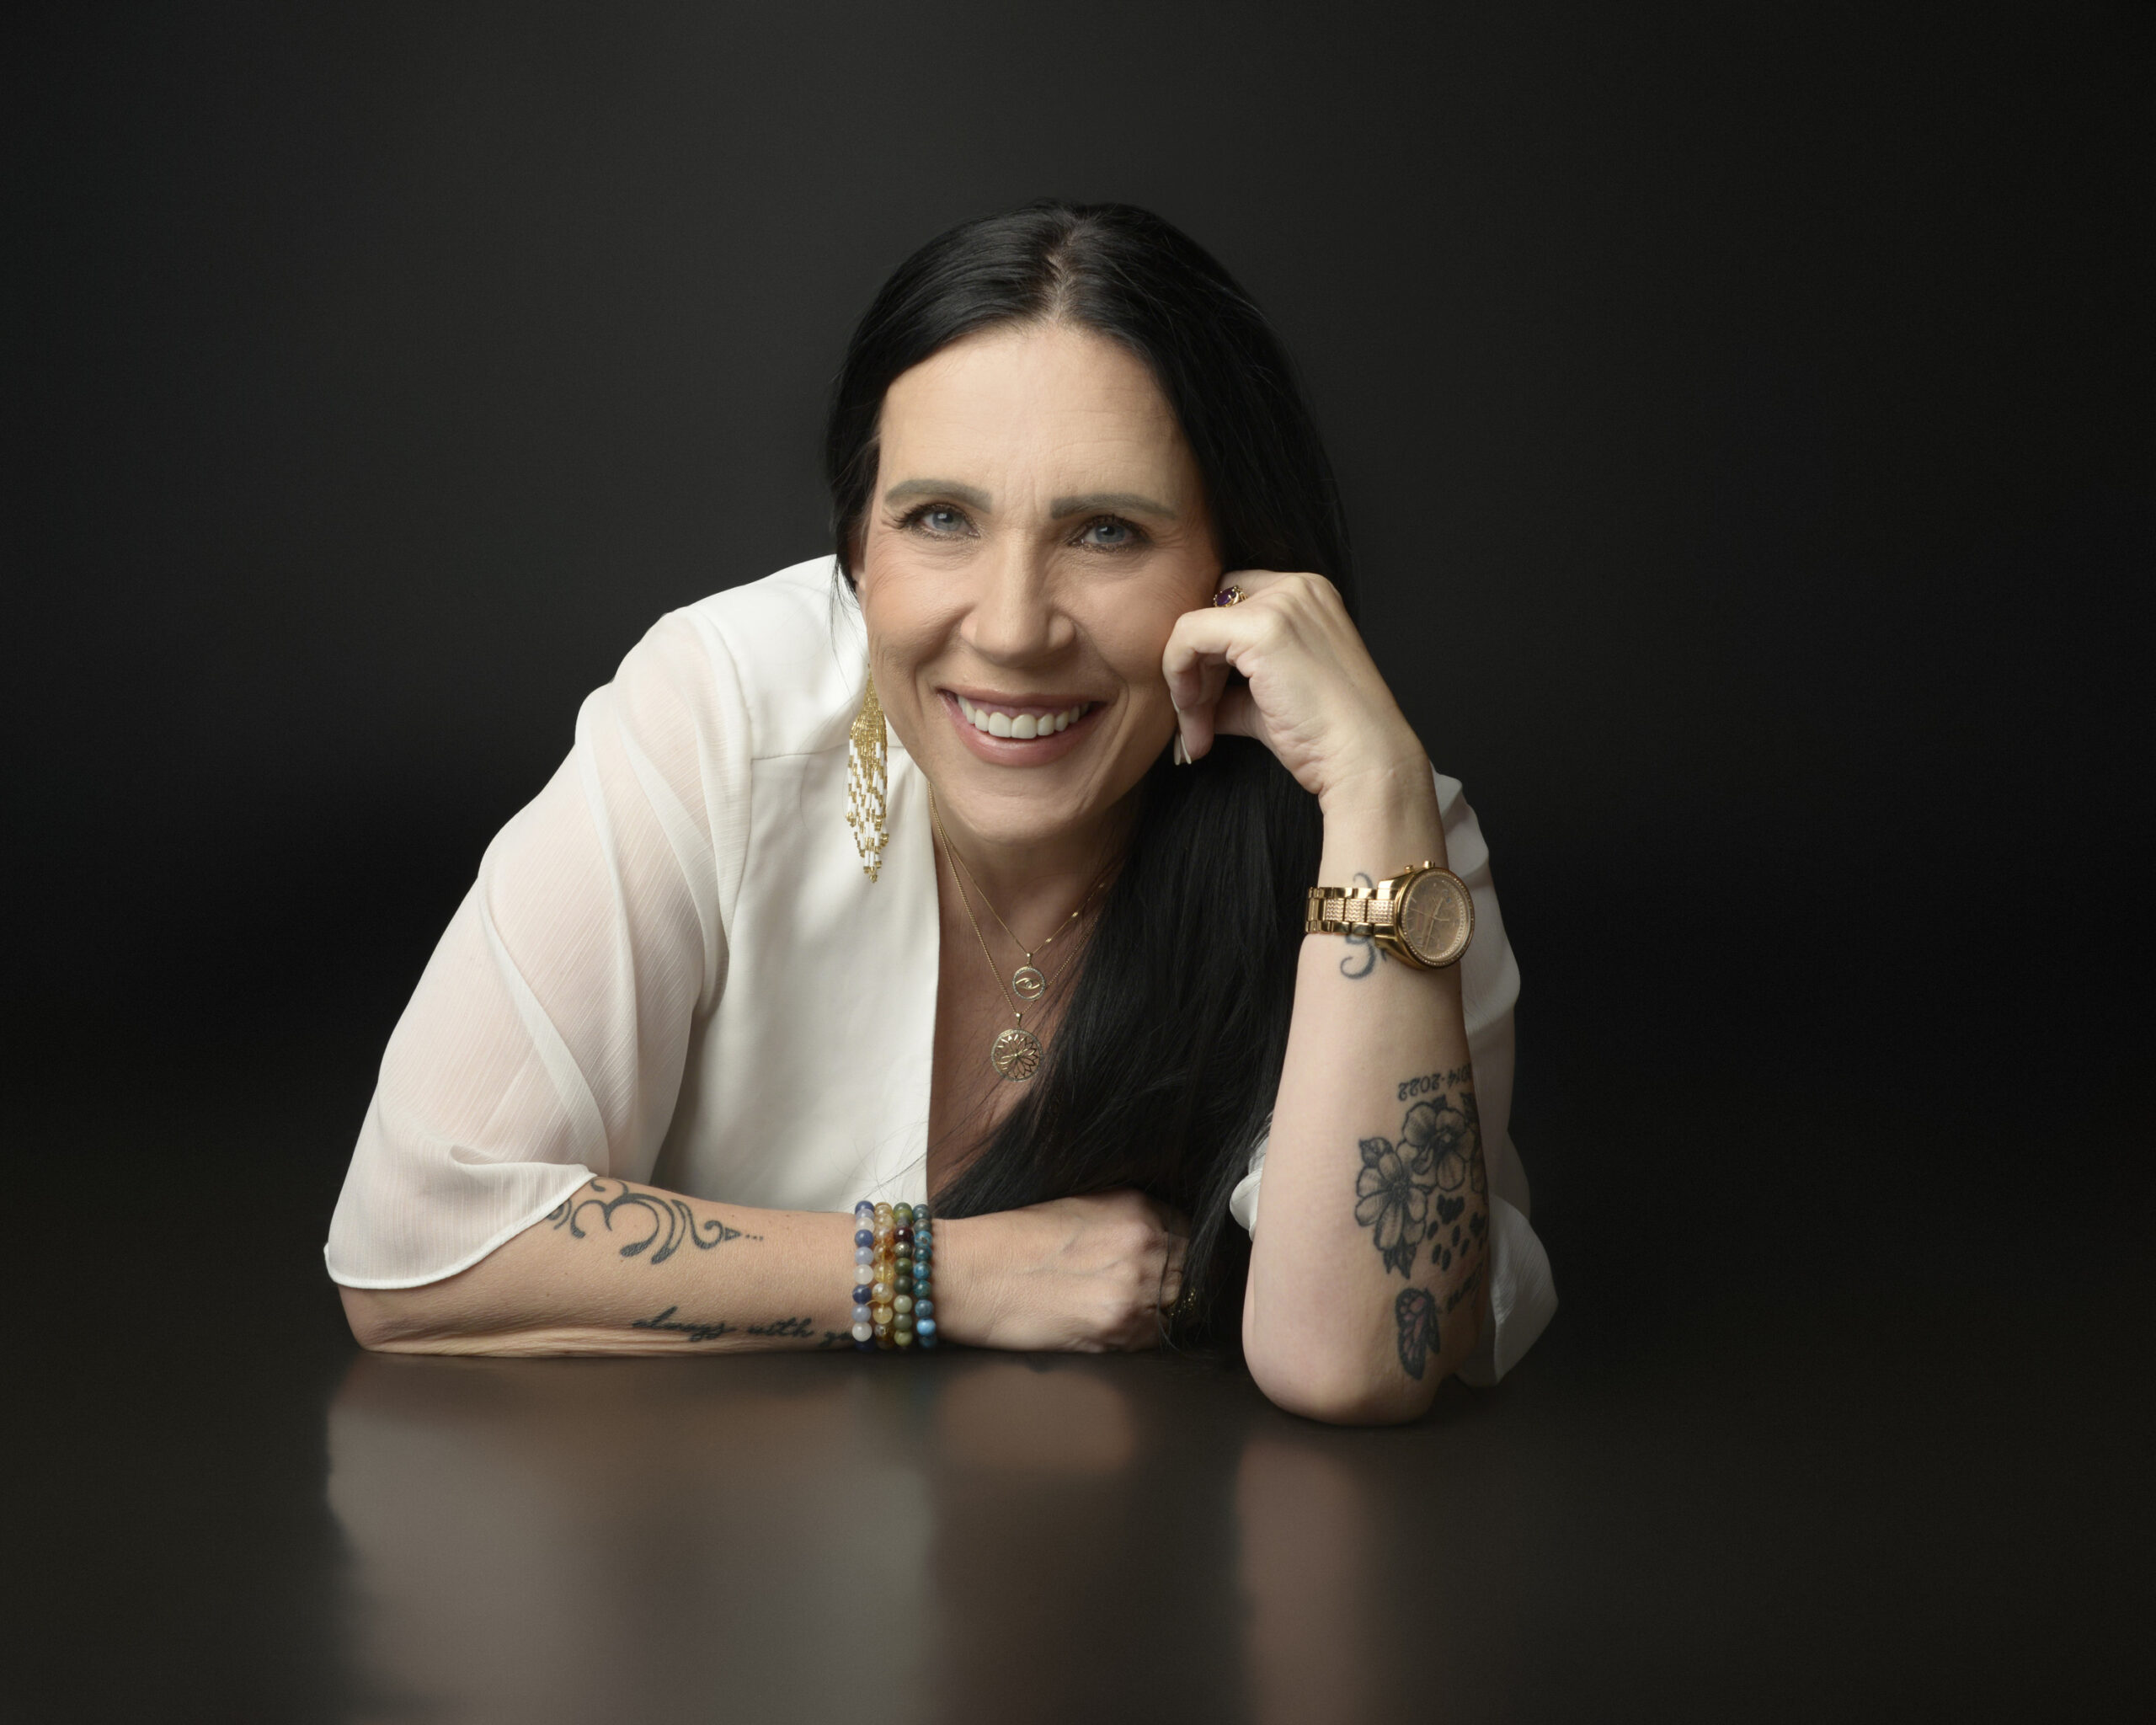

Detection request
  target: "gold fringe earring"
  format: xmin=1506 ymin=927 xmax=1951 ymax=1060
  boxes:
xmin=846 ymin=667 xmax=890 ymax=880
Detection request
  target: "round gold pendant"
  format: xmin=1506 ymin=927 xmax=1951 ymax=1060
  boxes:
xmin=1011 ymin=964 xmax=1046 ymax=1001
xmin=990 ymin=1026 xmax=1043 ymax=1081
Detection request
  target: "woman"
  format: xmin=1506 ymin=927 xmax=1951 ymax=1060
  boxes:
xmin=328 ymin=201 xmax=1555 ymax=1424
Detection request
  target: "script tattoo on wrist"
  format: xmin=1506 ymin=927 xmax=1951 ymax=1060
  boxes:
xmin=547 ymin=1178 xmax=761 ymax=1265
xmin=632 ymin=1306 xmax=736 ymax=1343
xmin=1353 ymin=1069 xmax=1485 ymax=1278
xmin=631 ymin=1306 xmax=828 ymax=1344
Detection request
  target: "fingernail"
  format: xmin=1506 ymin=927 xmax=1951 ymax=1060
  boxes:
xmin=1172 ymin=734 xmax=1189 ymax=766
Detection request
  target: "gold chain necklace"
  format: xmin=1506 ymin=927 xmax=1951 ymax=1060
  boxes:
xmin=930 ymin=793 xmax=1109 ymax=1081
xmin=937 ymin=814 xmax=1106 ymax=1002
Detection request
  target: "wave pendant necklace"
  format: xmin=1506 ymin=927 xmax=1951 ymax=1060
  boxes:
xmin=935 ymin=799 xmax=1111 ymax=1002
xmin=930 ymin=793 xmax=1103 ymax=1081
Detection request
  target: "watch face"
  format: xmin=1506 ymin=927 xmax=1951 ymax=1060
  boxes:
xmin=1397 ymin=871 xmax=1472 ymax=967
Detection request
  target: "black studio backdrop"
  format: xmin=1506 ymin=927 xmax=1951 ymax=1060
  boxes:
xmin=7 ymin=5 xmax=2151 ymax=1221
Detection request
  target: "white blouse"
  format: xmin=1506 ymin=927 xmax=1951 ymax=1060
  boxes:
xmin=325 ymin=558 xmax=1556 ymax=1382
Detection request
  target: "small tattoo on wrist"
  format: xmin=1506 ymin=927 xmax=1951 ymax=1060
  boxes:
xmin=1340 ymin=872 xmax=1382 ymax=978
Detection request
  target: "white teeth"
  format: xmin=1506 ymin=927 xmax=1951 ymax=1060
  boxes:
xmin=958 ymin=697 xmax=1091 ymax=737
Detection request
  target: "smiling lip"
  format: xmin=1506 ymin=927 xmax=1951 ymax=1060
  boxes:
xmin=953 ymin=692 xmax=1097 ymax=739
xmin=940 ymin=690 xmax=1103 ymax=762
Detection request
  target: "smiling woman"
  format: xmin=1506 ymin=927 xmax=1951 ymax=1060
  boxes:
xmin=325 ymin=202 xmax=1554 ymax=1423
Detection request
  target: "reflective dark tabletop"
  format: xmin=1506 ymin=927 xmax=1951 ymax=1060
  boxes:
xmin=329 ymin=1347 xmax=1498 ymax=1722
xmin=10 ymin=1048 xmax=2148 ymax=1722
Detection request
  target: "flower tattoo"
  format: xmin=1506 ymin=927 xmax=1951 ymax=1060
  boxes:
xmin=1426 ymin=1092 xmax=1486 ymax=1197
xmin=1356 ymin=1087 xmax=1483 ymax=1279
xmin=1355 ymin=1132 xmax=1438 ymax=1277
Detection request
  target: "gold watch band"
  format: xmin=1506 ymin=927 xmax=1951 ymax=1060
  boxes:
xmin=1305 ymin=884 xmax=1399 ymax=935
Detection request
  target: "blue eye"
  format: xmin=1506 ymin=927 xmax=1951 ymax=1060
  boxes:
xmin=1081 ymin=517 xmax=1139 ymax=549
xmin=921 ymin=505 xmax=965 ymax=533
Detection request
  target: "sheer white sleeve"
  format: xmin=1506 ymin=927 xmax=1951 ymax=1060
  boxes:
xmin=1226 ymin=772 xmax=1558 ymax=1382
xmin=324 ymin=612 xmax=750 ymax=1288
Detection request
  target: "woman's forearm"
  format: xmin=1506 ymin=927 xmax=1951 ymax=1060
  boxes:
xmin=339 ymin=1178 xmax=864 ymax=1356
xmin=342 ymin=1177 xmax=1183 ymax=1359
xmin=1242 ymin=762 xmax=1490 ymax=1423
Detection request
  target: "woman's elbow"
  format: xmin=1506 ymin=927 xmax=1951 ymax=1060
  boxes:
xmin=339 ymin=1285 xmax=397 ymax=1350
xmin=339 ymin=1284 xmax=467 ymax=1354
xmin=1244 ymin=1343 xmax=1442 ymax=1427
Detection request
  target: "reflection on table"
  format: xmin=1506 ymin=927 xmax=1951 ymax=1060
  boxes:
xmin=329 ymin=1348 xmax=1491 ymax=1722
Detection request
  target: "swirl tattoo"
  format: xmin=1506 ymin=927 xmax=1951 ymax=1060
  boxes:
xmin=547 ymin=1178 xmax=755 ymax=1265
xmin=1339 ymin=872 xmax=1380 ymax=977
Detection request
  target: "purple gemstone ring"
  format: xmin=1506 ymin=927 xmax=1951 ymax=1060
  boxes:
xmin=1213 ymin=584 xmax=1246 ymax=607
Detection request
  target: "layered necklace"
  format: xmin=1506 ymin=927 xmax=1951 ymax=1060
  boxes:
xmin=929 ymin=792 xmax=1113 ymax=1081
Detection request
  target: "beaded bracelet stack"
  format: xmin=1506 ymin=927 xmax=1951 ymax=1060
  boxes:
xmin=851 ymin=1200 xmax=937 ymax=1351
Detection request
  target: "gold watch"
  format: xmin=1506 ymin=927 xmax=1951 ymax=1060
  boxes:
xmin=1305 ymin=862 xmax=1474 ymax=969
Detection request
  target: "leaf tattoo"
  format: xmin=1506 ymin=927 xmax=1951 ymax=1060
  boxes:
xmin=1395 ymin=1287 xmax=1437 ymax=1380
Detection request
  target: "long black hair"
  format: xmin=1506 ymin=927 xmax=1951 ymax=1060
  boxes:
xmin=826 ymin=201 xmax=1356 ymax=1348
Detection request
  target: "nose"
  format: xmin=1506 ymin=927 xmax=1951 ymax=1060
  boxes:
xmin=963 ymin=537 xmax=1070 ymax=666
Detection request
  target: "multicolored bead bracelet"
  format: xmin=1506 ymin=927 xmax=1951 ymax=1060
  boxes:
xmin=851 ymin=1199 xmax=936 ymax=1351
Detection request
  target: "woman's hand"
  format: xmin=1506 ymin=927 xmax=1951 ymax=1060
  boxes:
xmin=1161 ymin=571 xmax=1428 ymax=817
xmin=940 ymin=1190 xmax=1189 ymax=1353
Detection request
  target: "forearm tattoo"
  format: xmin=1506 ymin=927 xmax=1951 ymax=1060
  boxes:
xmin=1354 ymin=1071 xmax=1486 ymax=1277
xmin=631 ymin=1306 xmax=847 ymax=1347
xmin=547 ymin=1178 xmax=761 ymax=1265
xmin=1396 ymin=1266 xmax=1485 ymax=1378
xmin=1353 ymin=1067 xmax=1491 ymax=1377
xmin=1394 ymin=1288 xmax=1436 ymax=1378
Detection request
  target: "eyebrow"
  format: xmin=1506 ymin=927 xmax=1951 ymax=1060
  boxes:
xmin=1049 ymin=490 xmax=1179 ymax=521
xmin=881 ymin=478 xmax=1179 ymax=521
xmin=883 ymin=478 xmax=993 ymax=510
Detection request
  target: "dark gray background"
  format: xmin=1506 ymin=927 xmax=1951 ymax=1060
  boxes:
xmin=8 ymin=0 xmax=2152 ymax=1316
xmin=13 ymin=1 xmax=2148 ymax=1085
xmin=6 ymin=5 xmax=2153 ymax=1718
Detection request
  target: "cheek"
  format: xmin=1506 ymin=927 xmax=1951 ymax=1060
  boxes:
xmin=858 ymin=548 xmax=958 ymax=672
xmin=1089 ymin=597 xmax=1188 ymax=708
